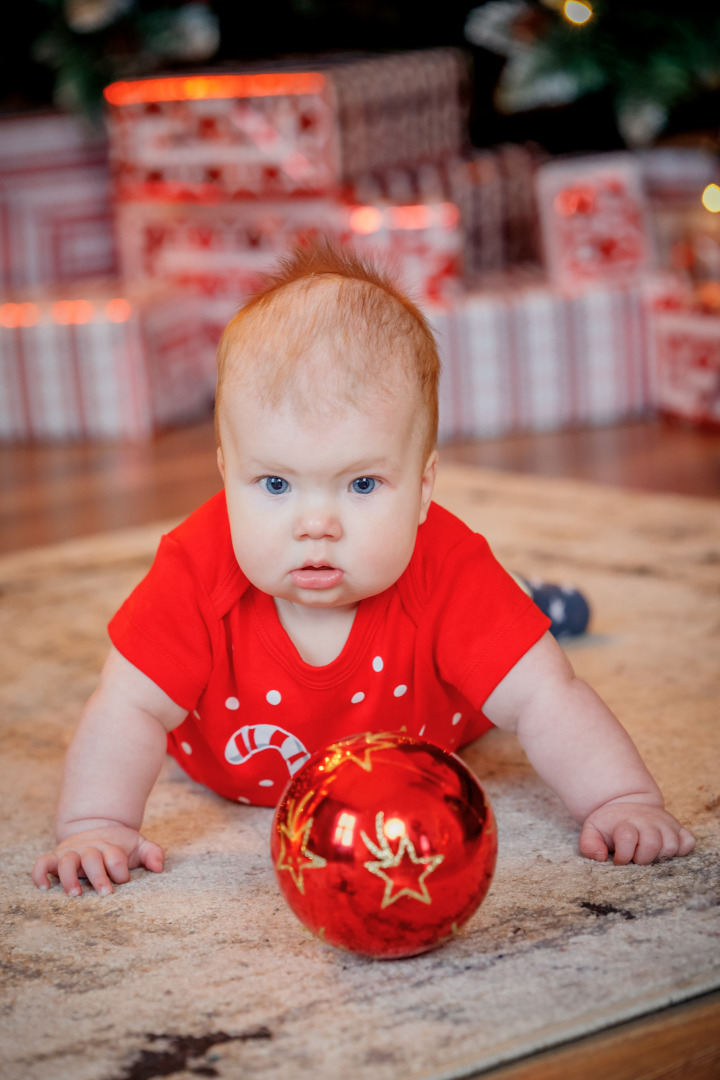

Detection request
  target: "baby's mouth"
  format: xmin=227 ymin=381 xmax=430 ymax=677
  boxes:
xmin=290 ymin=565 xmax=344 ymax=590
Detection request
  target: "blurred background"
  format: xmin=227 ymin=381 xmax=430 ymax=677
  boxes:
xmin=2 ymin=0 xmax=720 ymax=549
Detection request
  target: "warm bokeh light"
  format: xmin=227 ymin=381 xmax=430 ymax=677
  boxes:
xmin=105 ymin=297 xmax=132 ymax=322
xmin=104 ymin=72 xmax=325 ymax=106
xmin=73 ymin=300 xmax=94 ymax=324
xmin=53 ymin=300 xmax=95 ymax=325
xmin=389 ymin=204 xmax=433 ymax=230
xmin=348 ymin=206 xmax=383 ymax=234
xmin=350 ymin=202 xmax=459 ymax=234
xmin=0 ymin=302 xmax=39 ymax=328
xmin=563 ymin=0 xmax=593 ymax=24
xmin=0 ymin=303 xmax=19 ymax=328
xmin=701 ymin=183 xmax=720 ymax=213
xmin=383 ymin=817 xmax=406 ymax=840
xmin=53 ymin=301 xmax=75 ymax=325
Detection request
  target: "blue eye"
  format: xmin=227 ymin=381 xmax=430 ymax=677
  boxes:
xmin=351 ymin=477 xmax=376 ymax=494
xmin=262 ymin=476 xmax=289 ymax=495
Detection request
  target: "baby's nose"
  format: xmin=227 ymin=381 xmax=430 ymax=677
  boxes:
xmin=293 ymin=502 xmax=342 ymax=540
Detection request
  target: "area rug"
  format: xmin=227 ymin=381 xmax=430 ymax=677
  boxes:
xmin=1 ymin=464 xmax=719 ymax=1080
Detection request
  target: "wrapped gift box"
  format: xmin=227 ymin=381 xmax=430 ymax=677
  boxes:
xmin=536 ymin=153 xmax=653 ymax=288
xmin=649 ymin=305 xmax=720 ymax=428
xmin=115 ymin=193 xmax=464 ymax=346
xmin=104 ymin=50 xmax=469 ymax=201
xmin=436 ymin=273 xmax=652 ymax=443
xmin=114 ymin=197 xmax=346 ymax=344
xmin=448 ymin=145 xmax=544 ymax=281
xmin=343 ymin=199 xmax=463 ymax=303
xmin=0 ymin=280 xmax=213 ymax=442
xmin=0 ymin=111 xmax=118 ymax=290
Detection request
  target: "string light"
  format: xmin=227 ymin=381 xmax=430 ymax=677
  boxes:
xmin=0 ymin=296 xmax=137 ymax=328
xmin=349 ymin=202 xmax=459 ymax=234
xmin=563 ymin=0 xmax=593 ymax=25
xmin=0 ymin=302 xmax=38 ymax=327
xmin=53 ymin=300 xmax=95 ymax=325
xmin=348 ymin=206 xmax=383 ymax=234
xmin=701 ymin=183 xmax=720 ymax=213
xmin=104 ymin=72 xmax=325 ymax=106
xmin=105 ymin=298 xmax=133 ymax=322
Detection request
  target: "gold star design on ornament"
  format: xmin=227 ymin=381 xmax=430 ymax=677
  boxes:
xmin=435 ymin=921 xmax=461 ymax=947
xmin=361 ymin=811 xmax=444 ymax=909
xmin=321 ymin=731 xmax=403 ymax=776
xmin=275 ymin=791 xmax=327 ymax=894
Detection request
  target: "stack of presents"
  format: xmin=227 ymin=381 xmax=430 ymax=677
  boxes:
xmin=1 ymin=49 xmax=719 ymax=441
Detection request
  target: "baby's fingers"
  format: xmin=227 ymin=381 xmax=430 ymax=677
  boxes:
xmin=79 ymin=846 xmax=131 ymax=896
xmin=135 ymin=838 xmax=165 ymax=874
xmin=677 ymin=827 xmax=695 ymax=857
xmin=57 ymin=850 xmax=86 ymax=896
xmin=32 ymin=852 xmax=59 ymax=891
xmin=56 ymin=846 xmax=131 ymax=896
xmin=578 ymin=821 xmax=609 ymax=862
xmin=613 ymin=823 xmax=660 ymax=865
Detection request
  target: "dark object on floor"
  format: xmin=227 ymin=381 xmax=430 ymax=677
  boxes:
xmin=516 ymin=576 xmax=591 ymax=639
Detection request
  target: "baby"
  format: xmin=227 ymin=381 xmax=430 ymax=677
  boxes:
xmin=33 ymin=242 xmax=694 ymax=897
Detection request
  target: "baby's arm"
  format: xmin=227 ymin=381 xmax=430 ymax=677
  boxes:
xmin=482 ymin=633 xmax=695 ymax=864
xmin=32 ymin=646 xmax=187 ymax=895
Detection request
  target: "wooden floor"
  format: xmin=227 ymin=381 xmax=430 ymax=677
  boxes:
xmin=2 ymin=414 xmax=719 ymax=1078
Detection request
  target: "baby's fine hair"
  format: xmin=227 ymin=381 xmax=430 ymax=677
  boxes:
xmin=215 ymin=239 xmax=440 ymax=458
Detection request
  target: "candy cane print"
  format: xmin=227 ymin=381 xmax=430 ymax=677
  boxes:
xmin=224 ymin=723 xmax=311 ymax=777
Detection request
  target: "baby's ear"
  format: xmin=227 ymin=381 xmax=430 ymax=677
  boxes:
xmin=419 ymin=449 xmax=438 ymax=523
xmin=217 ymin=446 xmax=226 ymax=480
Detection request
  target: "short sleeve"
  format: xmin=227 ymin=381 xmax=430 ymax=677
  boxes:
xmin=432 ymin=532 xmax=550 ymax=708
xmin=400 ymin=503 xmax=551 ymax=711
xmin=108 ymin=534 xmax=216 ymax=711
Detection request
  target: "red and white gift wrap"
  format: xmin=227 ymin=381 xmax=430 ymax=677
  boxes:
xmin=344 ymin=200 xmax=463 ymax=303
xmin=649 ymin=307 xmax=720 ymax=428
xmin=115 ymin=192 xmax=464 ymax=345
xmin=347 ymin=144 xmax=543 ymax=283
xmin=436 ymin=274 xmax=651 ymax=442
xmin=104 ymin=50 xmax=469 ymax=201
xmin=114 ymin=197 xmax=346 ymax=343
xmin=0 ymin=281 xmax=212 ymax=442
xmin=536 ymin=153 xmax=653 ymax=288
xmin=0 ymin=111 xmax=118 ymax=291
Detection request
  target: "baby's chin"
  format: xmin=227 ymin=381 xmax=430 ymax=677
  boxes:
xmin=273 ymin=584 xmax=368 ymax=613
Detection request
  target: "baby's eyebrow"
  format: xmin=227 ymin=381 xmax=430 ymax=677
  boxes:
xmin=340 ymin=463 xmax=403 ymax=482
xmin=339 ymin=456 xmax=400 ymax=474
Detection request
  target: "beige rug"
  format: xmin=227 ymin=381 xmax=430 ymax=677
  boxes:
xmin=1 ymin=465 xmax=719 ymax=1080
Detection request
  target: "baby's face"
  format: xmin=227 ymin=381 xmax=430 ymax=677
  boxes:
xmin=218 ymin=379 xmax=436 ymax=614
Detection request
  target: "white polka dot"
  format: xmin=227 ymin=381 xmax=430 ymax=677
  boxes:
xmin=393 ymin=684 xmax=408 ymax=697
xmin=419 ymin=725 xmax=426 ymax=737
xmin=237 ymin=795 xmax=250 ymax=805
xmin=180 ymin=741 xmax=193 ymax=755
xmin=258 ymin=779 xmax=274 ymax=787
xmin=452 ymin=712 xmax=463 ymax=725
xmin=372 ymin=656 xmax=384 ymax=672
xmin=225 ymin=697 xmax=240 ymax=710
xmin=351 ymin=691 xmax=365 ymax=704
xmin=266 ymin=690 xmax=282 ymax=705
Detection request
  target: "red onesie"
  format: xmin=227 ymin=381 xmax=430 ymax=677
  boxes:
xmin=108 ymin=494 xmax=550 ymax=806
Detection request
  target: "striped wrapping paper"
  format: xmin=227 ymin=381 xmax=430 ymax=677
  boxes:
xmin=0 ymin=281 xmax=213 ymax=442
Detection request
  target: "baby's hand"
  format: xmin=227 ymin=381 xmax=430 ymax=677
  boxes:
xmin=579 ymin=800 xmax=695 ymax=865
xmin=32 ymin=825 xmax=165 ymax=896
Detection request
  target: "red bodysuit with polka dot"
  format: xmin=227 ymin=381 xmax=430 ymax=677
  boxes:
xmin=108 ymin=493 xmax=550 ymax=806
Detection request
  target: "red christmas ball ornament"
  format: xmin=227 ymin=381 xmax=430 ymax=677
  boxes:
xmin=270 ymin=731 xmax=497 ymax=959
